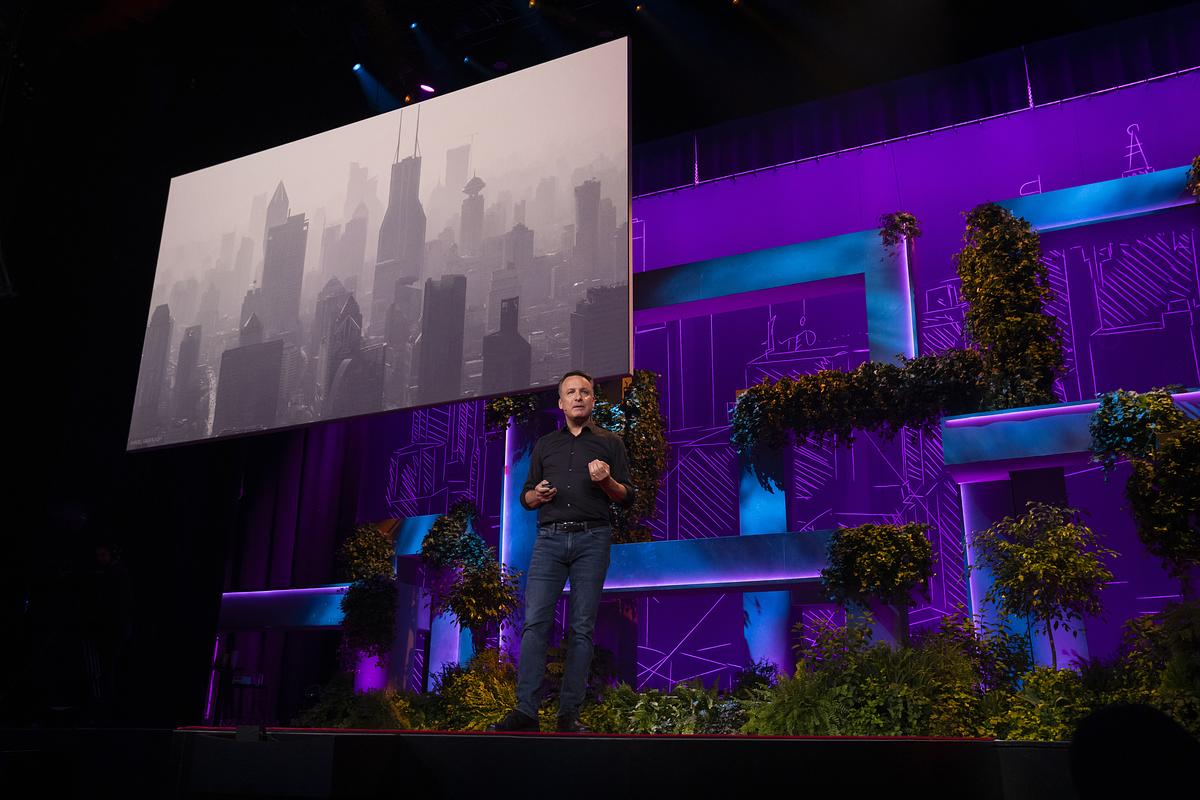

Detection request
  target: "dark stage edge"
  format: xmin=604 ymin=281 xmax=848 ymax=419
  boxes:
xmin=0 ymin=726 xmax=1076 ymax=798
xmin=129 ymin=725 xmax=1090 ymax=799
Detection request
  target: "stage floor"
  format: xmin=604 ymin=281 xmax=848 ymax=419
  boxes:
xmin=2 ymin=726 xmax=1077 ymax=799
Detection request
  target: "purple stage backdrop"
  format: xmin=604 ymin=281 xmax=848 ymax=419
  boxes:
xmin=216 ymin=66 xmax=1200 ymax=721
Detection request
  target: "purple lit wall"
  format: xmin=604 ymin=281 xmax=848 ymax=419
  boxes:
xmin=219 ymin=69 xmax=1200 ymax=721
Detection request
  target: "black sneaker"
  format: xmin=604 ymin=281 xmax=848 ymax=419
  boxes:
xmin=486 ymin=709 xmax=539 ymax=732
xmin=556 ymin=715 xmax=590 ymax=733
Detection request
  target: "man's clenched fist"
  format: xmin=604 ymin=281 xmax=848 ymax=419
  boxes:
xmin=588 ymin=459 xmax=611 ymax=483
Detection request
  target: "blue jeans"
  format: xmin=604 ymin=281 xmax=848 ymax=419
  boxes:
xmin=515 ymin=524 xmax=612 ymax=718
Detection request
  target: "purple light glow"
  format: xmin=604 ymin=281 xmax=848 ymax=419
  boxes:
xmin=945 ymin=390 xmax=1200 ymax=429
xmin=222 ymin=585 xmax=348 ymax=599
xmin=419 ymin=84 xmax=435 ymax=93
xmin=599 ymin=573 xmax=822 ymax=593
xmin=499 ymin=421 xmax=515 ymax=652
xmin=204 ymin=634 xmax=220 ymax=722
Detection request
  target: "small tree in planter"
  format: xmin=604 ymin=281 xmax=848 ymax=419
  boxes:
xmin=970 ymin=502 xmax=1117 ymax=669
xmin=821 ymin=522 xmax=935 ymax=646
xmin=420 ymin=500 xmax=521 ymax=652
xmin=954 ymin=202 xmax=1065 ymax=409
xmin=338 ymin=524 xmax=398 ymax=666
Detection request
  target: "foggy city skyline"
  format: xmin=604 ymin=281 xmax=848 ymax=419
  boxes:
xmin=129 ymin=39 xmax=629 ymax=450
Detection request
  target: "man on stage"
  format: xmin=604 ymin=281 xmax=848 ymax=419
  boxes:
xmin=488 ymin=370 xmax=636 ymax=733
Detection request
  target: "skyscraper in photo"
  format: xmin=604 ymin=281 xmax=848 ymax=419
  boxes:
xmin=320 ymin=294 xmax=363 ymax=417
xmin=570 ymin=284 xmax=628 ymax=379
xmin=341 ymin=202 xmax=369 ymax=285
xmin=482 ymin=297 xmax=531 ymax=394
xmin=264 ymin=181 xmax=289 ymax=246
xmin=573 ymin=178 xmax=601 ymax=282
xmin=173 ymin=324 xmax=203 ymax=424
xmin=416 ymin=274 xmax=467 ymax=405
xmin=212 ymin=336 xmax=284 ymax=436
xmin=372 ymin=112 xmax=427 ymax=334
xmin=129 ymin=303 xmax=173 ymax=442
xmin=261 ymin=212 xmax=308 ymax=337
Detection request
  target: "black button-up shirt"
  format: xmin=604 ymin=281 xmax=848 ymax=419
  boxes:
xmin=520 ymin=420 xmax=636 ymax=525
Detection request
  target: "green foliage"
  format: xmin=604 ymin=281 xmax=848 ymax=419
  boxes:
xmin=419 ymin=500 xmax=521 ymax=647
xmin=584 ymin=681 xmax=747 ymax=735
xmin=435 ymin=559 xmax=522 ymax=649
xmin=429 ymin=648 xmax=518 ymax=731
xmin=336 ymin=524 xmax=397 ymax=665
xmin=420 ymin=500 xmax=491 ymax=571
xmin=878 ymin=211 xmax=922 ymax=249
xmin=1090 ymin=387 xmax=1200 ymax=596
xmin=915 ymin=609 xmax=1032 ymax=694
xmin=339 ymin=575 xmax=398 ymax=665
xmin=1188 ymin=154 xmax=1200 ymax=202
xmin=592 ymin=370 xmax=668 ymax=544
xmin=821 ymin=522 xmax=934 ymax=644
xmin=485 ymin=393 xmax=541 ymax=433
xmin=954 ymin=202 xmax=1066 ymax=409
xmin=295 ymin=673 xmax=422 ymax=729
xmin=1089 ymin=387 xmax=1186 ymax=472
xmin=744 ymin=616 xmax=1009 ymax=737
xmin=970 ymin=502 xmax=1116 ymax=669
xmin=337 ymin=524 xmax=395 ymax=582
xmin=730 ymin=350 xmax=985 ymax=490
xmin=989 ymin=667 xmax=1094 ymax=741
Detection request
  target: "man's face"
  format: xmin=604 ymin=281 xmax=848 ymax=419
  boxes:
xmin=558 ymin=376 xmax=595 ymax=423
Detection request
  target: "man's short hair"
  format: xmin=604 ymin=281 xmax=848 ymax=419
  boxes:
xmin=558 ymin=370 xmax=594 ymax=394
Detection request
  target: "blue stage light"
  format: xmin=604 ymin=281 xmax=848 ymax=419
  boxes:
xmin=410 ymin=22 xmax=417 ymax=29
xmin=352 ymin=63 xmax=362 ymax=71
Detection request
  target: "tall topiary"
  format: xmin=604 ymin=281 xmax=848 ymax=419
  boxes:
xmin=821 ymin=522 xmax=935 ymax=646
xmin=954 ymin=202 xmax=1065 ymax=409
xmin=337 ymin=524 xmax=398 ymax=665
xmin=592 ymin=370 xmax=668 ymax=544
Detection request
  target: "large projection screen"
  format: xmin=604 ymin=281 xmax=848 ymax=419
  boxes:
xmin=128 ymin=39 xmax=629 ymax=451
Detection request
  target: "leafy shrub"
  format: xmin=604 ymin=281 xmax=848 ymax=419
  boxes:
xmin=989 ymin=667 xmax=1094 ymax=741
xmin=585 ymin=681 xmax=746 ymax=735
xmin=429 ymin=648 xmax=518 ymax=731
xmin=296 ymin=674 xmax=421 ymax=730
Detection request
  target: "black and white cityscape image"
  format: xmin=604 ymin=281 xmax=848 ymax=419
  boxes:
xmin=128 ymin=40 xmax=629 ymax=450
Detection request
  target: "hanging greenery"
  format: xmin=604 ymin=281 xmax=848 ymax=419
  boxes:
xmin=337 ymin=524 xmax=398 ymax=665
xmin=878 ymin=211 xmax=922 ymax=250
xmin=731 ymin=349 xmax=985 ymax=490
xmin=1090 ymin=388 xmax=1200 ymax=599
xmin=484 ymin=393 xmax=541 ymax=433
xmin=731 ymin=204 xmax=1069 ymax=486
xmin=970 ymin=502 xmax=1117 ymax=670
xmin=419 ymin=500 xmax=522 ymax=649
xmin=420 ymin=500 xmax=493 ymax=572
xmin=1088 ymin=387 xmax=1186 ymax=471
xmin=1187 ymin=154 xmax=1200 ymax=202
xmin=820 ymin=522 xmax=935 ymax=646
xmin=593 ymin=370 xmax=668 ymax=544
xmin=954 ymin=202 xmax=1065 ymax=409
